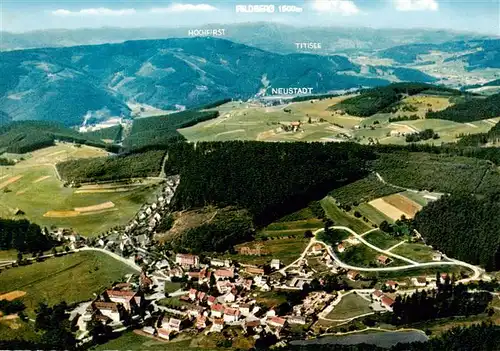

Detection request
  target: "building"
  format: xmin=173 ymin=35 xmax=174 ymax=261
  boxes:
xmin=372 ymin=290 xmax=383 ymax=301
xmin=214 ymin=268 xmax=235 ymax=280
xmin=157 ymin=328 xmax=172 ymax=340
xmin=142 ymin=326 xmax=155 ymax=335
xmin=222 ymin=291 xmax=236 ymax=303
xmin=270 ymin=259 xmax=281 ymax=270
xmin=196 ymin=315 xmax=207 ymax=329
xmin=90 ymin=302 xmax=120 ymax=323
xmin=168 ymin=318 xmax=182 ymax=332
xmin=347 ymin=270 xmax=360 ymax=281
xmin=207 ymin=296 xmax=216 ymax=306
xmin=310 ymin=244 xmax=323 ymax=255
xmin=223 ymin=307 xmax=241 ymax=323
xmin=211 ymin=304 xmax=224 ymax=318
xmin=105 ymin=290 xmax=139 ymax=311
xmin=337 ymin=243 xmax=345 ymax=253
xmin=377 ymin=255 xmax=392 ymax=266
xmin=175 ymin=253 xmax=199 ymax=267
xmin=287 ymin=315 xmax=306 ymax=325
xmin=189 ymin=288 xmax=197 ymax=301
xmin=140 ymin=272 xmax=153 ymax=290
xmin=210 ymin=318 xmax=224 ymax=333
xmin=381 ymin=296 xmax=395 ymax=311
xmin=412 ymin=276 xmax=427 ymax=287
xmin=267 ymin=316 xmax=286 ymax=328
xmin=432 ymin=253 xmax=442 ymax=261
xmin=385 ymin=280 xmax=398 ymax=290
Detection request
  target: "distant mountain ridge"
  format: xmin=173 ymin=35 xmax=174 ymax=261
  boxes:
xmin=1 ymin=23 xmax=491 ymax=53
xmin=0 ymin=37 xmax=439 ymax=127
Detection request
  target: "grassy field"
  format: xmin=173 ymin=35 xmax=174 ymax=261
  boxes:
xmin=260 ymin=218 xmax=323 ymax=239
xmin=401 ymin=191 xmax=429 ymax=206
xmin=338 ymin=244 xmax=380 ymax=268
xmin=93 ymin=332 xmax=208 ymax=351
xmin=325 ymin=293 xmax=372 ymax=320
xmin=356 ymin=203 xmax=394 ymax=225
xmin=179 ymin=97 xmax=498 ymax=145
xmin=0 ymin=318 xmax=40 ymax=344
xmin=0 ymin=249 xmax=17 ymax=261
xmin=363 ymin=231 xmax=404 ymax=250
xmin=0 ymin=144 xmax=161 ymax=236
xmin=391 ymin=243 xmax=437 ymax=263
xmin=320 ymin=196 xmax=372 ymax=234
xmin=0 ymin=251 xmax=134 ymax=316
xmin=329 ymin=175 xmax=400 ymax=205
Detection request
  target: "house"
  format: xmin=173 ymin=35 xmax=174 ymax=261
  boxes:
xmin=245 ymin=266 xmax=265 ymax=276
xmin=377 ymin=255 xmax=392 ymax=266
xmin=371 ymin=290 xmax=383 ymax=301
xmin=196 ymin=315 xmax=207 ymax=329
xmin=236 ymin=278 xmax=253 ymax=291
xmin=175 ymin=253 xmax=199 ymax=268
xmin=385 ymin=280 xmax=398 ymax=290
xmin=412 ymin=276 xmax=427 ymax=287
xmin=207 ymin=296 xmax=216 ymax=306
xmin=267 ymin=316 xmax=286 ymax=328
xmin=310 ymin=244 xmax=323 ymax=255
xmin=210 ymin=318 xmax=224 ymax=333
xmin=214 ymin=268 xmax=234 ymax=280
xmin=347 ymin=270 xmax=360 ymax=281
xmin=105 ymin=290 xmax=138 ymax=311
xmin=440 ymin=273 xmax=449 ymax=284
xmin=90 ymin=302 xmax=120 ymax=323
xmin=211 ymin=304 xmax=224 ymax=318
xmin=157 ymin=328 xmax=172 ymax=340
xmin=222 ymin=291 xmax=236 ymax=303
xmin=337 ymin=243 xmax=345 ymax=253
xmin=433 ymin=253 xmax=442 ymax=261
xmin=223 ymin=307 xmax=241 ymax=323
xmin=188 ymin=306 xmax=204 ymax=318
xmin=189 ymin=288 xmax=197 ymax=301
xmin=270 ymin=259 xmax=281 ymax=270
xmin=168 ymin=318 xmax=182 ymax=332
xmin=239 ymin=304 xmax=251 ymax=316
xmin=142 ymin=326 xmax=155 ymax=335
xmin=216 ymin=280 xmax=235 ymax=294
xmin=381 ymin=296 xmax=395 ymax=311
xmin=140 ymin=272 xmax=153 ymax=290
xmin=210 ymin=259 xmax=228 ymax=267
xmin=167 ymin=267 xmax=183 ymax=280
xmin=197 ymin=291 xmax=207 ymax=302
xmin=287 ymin=315 xmax=306 ymax=325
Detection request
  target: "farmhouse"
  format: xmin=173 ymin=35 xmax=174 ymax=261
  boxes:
xmin=105 ymin=289 xmax=139 ymax=311
xmin=412 ymin=276 xmax=427 ymax=287
xmin=214 ymin=268 xmax=234 ymax=280
xmin=385 ymin=280 xmax=399 ymax=290
xmin=381 ymin=296 xmax=395 ymax=311
xmin=223 ymin=307 xmax=241 ymax=323
xmin=377 ymin=255 xmax=392 ymax=265
xmin=347 ymin=270 xmax=360 ymax=281
xmin=267 ymin=316 xmax=286 ymax=328
xmin=337 ymin=243 xmax=345 ymax=253
xmin=210 ymin=318 xmax=224 ymax=333
xmin=270 ymin=259 xmax=281 ymax=270
xmin=372 ymin=290 xmax=383 ymax=301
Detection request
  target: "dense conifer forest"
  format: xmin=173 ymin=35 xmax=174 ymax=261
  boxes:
xmin=427 ymin=93 xmax=500 ymax=122
xmin=0 ymin=219 xmax=51 ymax=253
xmin=165 ymin=141 xmax=376 ymax=226
xmin=414 ymin=195 xmax=500 ymax=270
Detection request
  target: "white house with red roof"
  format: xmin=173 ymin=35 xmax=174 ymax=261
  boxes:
xmin=223 ymin=307 xmax=241 ymax=323
xmin=381 ymin=296 xmax=395 ymax=311
xmin=175 ymin=253 xmax=199 ymax=268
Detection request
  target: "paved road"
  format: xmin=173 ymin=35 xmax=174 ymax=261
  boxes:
xmin=281 ymin=226 xmax=483 ymax=284
xmin=78 ymin=247 xmax=141 ymax=272
xmin=337 ymin=226 xmax=419 ymax=265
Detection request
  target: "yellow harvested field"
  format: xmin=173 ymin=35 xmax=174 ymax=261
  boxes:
xmin=0 ymin=291 xmax=26 ymax=301
xmin=74 ymin=201 xmax=115 ymax=213
xmin=33 ymin=175 xmax=51 ymax=184
xmin=383 ymin=194 xmax=422 ymax=218
xmin=43 ymin=210 xmax=81 ymax=218
xmin=368 ymin=198 xmax=407 ymax=221
xmin=0 ymin=175 xmax=23 ymax=190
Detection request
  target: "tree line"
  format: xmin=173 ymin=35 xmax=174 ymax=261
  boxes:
xmin=0 ymin=218 xmax=51 ymax=253
xmin=414 ymin=194 xmax=500 ymax=270
xmin=427 ymin=93 xmax=500 ymax=123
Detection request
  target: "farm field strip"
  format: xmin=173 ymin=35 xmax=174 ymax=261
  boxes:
xmin=368 ymin=198 xmax=407 ymax=221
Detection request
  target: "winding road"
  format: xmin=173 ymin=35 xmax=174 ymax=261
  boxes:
xmin=281 ymin=226 xmax=483 ymax=284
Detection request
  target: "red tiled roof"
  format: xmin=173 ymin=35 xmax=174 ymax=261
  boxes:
xmin=212 ymin=304 xmax=224 ymax=312
xmin=93 ymin=302 xmax=118 ymax=312
xmin=268 ymin=316 xmax=286 ymax=326
xmin=224 ymin=307 xmax=240 ymax=316
xmin=215 ymin=269 xmax=234 ymax=278
xmin=208 ymin=296 xmax=216 ymax=303
xmin=372 ymin=290 xmax=383 ymax=297
xmin=381 ymin=296 xmax=395 ymax=306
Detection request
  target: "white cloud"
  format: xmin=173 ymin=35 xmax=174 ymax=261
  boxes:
xmin=150 ymin=3 xmax=218 ymax=13
xmin=312 ymin=0 xmax=360 ymax=16
xmin=52 ymin=8 xmax=136 ymax=16
xmin=394 ymin=0 xmax=439 ymax=11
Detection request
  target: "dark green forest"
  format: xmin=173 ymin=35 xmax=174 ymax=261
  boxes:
xmin=414 ymin=195 xmax=500 ymax=270
xmin=57 ymin=150 xmax=166 ymax=183
xmin=427 ymin=93 xmax=500 ymax=122
xmin=165 ymin=141 xmax=376 ymax=226
xmin=0 ymin=121 xmax=119 ymax=154
xmin=123 ymin=110 xmax=219 ymax=151
xmin=0 ymin=218 xmax=51 ymax=253
xmin=329 ymin=83 xmax=460 ymax=117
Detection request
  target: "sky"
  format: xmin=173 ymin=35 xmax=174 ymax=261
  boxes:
xmin=1 ymin=0 xmax=499 ymax=34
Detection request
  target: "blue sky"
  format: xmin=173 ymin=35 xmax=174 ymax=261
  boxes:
xmin=1 ymin=0 xmax=499 ymax=34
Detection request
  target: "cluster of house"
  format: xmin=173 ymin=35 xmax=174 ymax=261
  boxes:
xmin=75 ymin=282 xmax=144 ymax=332
xmin=125 ymin=176 xmax=180 ymax=237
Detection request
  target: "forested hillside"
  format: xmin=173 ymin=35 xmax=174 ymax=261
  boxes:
xmin=329 ymin=83 xmax=460 ymax=117
xmin=427 ymin=93 xmax=500 ymax=122
xmin=458 ymin=121 xmax=500 ymax=146
xmin=414 ymin=195 xmax=500 ymax=270
xmin=165 ymin=141 xmax=376 ymax=225
xmin=0 ymin=219 xmax=51 ymax=253
xmin=0 ymin=121 xmax=119 ymax=154
xmin=82 ymin=125 xmax=123 ymax=143
xmin=57 ymin=150 xmax=166 ymax=183
xmin=123 ymin=110 xmax=219 ymax=151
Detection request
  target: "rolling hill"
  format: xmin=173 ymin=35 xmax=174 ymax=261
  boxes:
xmin=1 ymin=37 xmax=431 ymax=127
